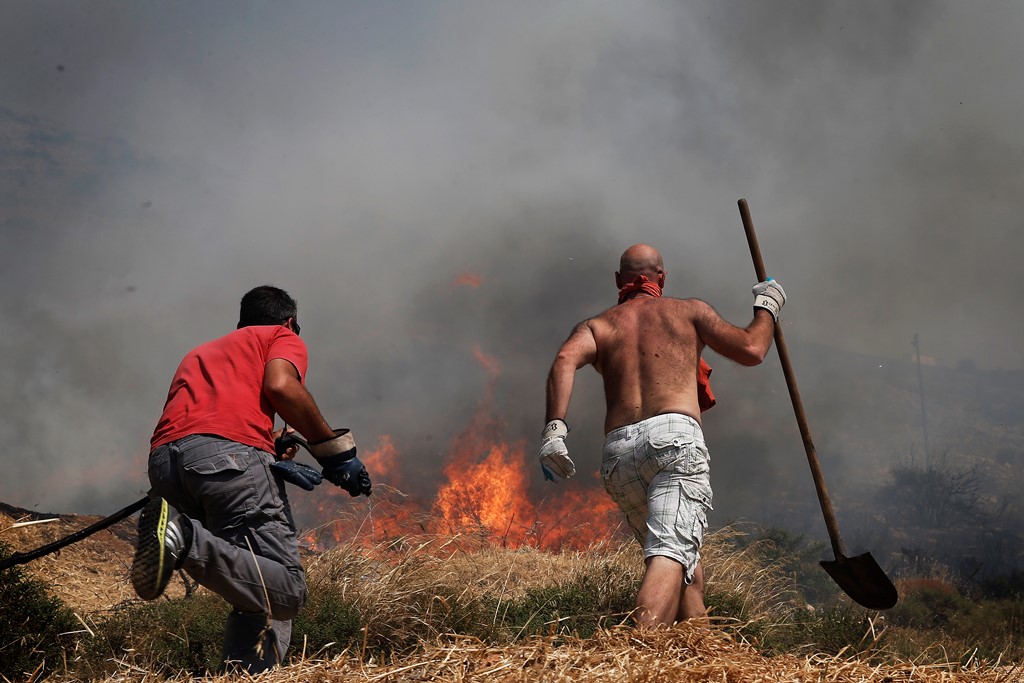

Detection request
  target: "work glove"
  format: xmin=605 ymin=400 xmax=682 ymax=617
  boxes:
xmin=310 ymin=429 xmax=372 ymax=497
xmin=274 ymin=429 xmax=303 ymax=458
xmin=752 ymin=277 xmax=786 ymax=321
xmin=538 ymin=419 xmax=576 ymax=481
xmin=269 ymin=460 xmax=324 ymax=491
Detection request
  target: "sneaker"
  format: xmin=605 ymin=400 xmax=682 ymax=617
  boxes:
xmin=131 ymin=497 xmax=191 ymax=600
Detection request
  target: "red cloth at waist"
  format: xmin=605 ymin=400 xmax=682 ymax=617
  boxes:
xmin=698 ymin=358 xmax=716 ymax=413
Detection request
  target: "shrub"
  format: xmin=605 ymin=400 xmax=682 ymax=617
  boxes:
xmin=978 ymin=569 xmax=1024 ymax=600
xmin=493 ymin=575 xmax=634 ymax=639
xmin=723 ymin=526 xmax=840 ymax=607
xmin=959 ymin=598 xmax=1024 ymax=661
xmin=0 ymin=541 xmax=81 ymax=681
xmin=81 ymin=587 xmax=366 ymax=675
xmin=291 ymin=585 xmax=363 ymax=659
xmin=888 ymin=580 xmax=973 ymax=631
xmin=750 ymin=604 xmax=882 ymax=658
xmin=80 ymin=592 xmax=229 ymax=677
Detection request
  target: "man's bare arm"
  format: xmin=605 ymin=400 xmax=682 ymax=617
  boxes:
xmin=693 ymin=301 xmax=775 ymax=366
xmin=263 ymin=358 xmax=336 ymax=442
xmin=545 ymin=321 xmax=599 ymax=421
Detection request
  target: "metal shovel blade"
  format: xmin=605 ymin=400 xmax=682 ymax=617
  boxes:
xmin=821 ymin=552 xmax=898 ymax=610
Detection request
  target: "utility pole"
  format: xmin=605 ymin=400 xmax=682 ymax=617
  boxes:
xmin=912 ymin=333 xmax=931 ymax=461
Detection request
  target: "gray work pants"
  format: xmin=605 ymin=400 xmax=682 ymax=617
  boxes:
xmin=148 ymin=434 xmax=307 ymax=673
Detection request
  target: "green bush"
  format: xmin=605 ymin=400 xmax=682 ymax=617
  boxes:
xmin=80 ymin=592 xmax=229 ymax=677
xmin=493 ymin=575 xmax=635 ymax=639
xmin=740 ymin=527 xmax=840 ymax=606
xmin=888 ymin=583 xmax=974 ymax=631
xmin=291 ymin=586 xmax=363 ymax=660
xmin=978 ymin=570 xmax=1024 ymax=600
xmin=705 ymin=588 xmax=748 ymax=621
xmin=754 ymin=605 xmax=879 ymax=657
xmin=959 ymin=599 xmax=1024 ymax=661
xmin=0 ymin=541 xmax=81 ymax=681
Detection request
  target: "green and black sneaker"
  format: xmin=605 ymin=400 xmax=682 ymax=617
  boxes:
xmin=131 ymin=497 xmax=192 ymax=600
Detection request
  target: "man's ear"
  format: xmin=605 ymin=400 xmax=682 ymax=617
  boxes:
xmin=658 ymin=271 xmax=667 ymax=288
xmin=614 ymin=271 xmax=623 ymax=289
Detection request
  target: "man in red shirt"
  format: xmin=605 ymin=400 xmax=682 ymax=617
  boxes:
xmin=132 ymin=285 xmax=371 ymax=673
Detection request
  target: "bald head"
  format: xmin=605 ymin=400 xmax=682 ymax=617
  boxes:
xmin=618 ymin=244 xmax=665 ymax=280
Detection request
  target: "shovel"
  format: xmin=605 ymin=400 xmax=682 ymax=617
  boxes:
xmin=738 ymin=198 xmax=898 ymax=610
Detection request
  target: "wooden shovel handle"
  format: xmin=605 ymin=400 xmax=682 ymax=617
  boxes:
xmin=738 ymin=199 xmax=847 ymax=559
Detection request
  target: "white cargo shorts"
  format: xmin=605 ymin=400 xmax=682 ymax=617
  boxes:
xmin=601 ymin=413 xmax=713 ymax=584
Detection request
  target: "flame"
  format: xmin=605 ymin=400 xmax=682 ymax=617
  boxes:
xmin=436 ymin=439 xmax=533 ymax=542
xmin=289 ymin=344 xmax=627 ymax=553
xmin=472 ymin=345 xmax=501 ymax=378
xmin=433 ymin=434 xmax=622 ymax=549
xmin=362 ymin=434 xmax=401 ymax=487
xmin=453 ymin=272 xmax=482 ymax=288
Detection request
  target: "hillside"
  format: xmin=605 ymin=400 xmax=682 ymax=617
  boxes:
xmin=0 ymin=501 xmax=168 ymax=613
xmin=3 ymin=501 xmax=1022 ymax=682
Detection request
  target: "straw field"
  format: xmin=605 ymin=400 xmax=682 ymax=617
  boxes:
xmin=2 ymin=505 xmax=1021 ymax=682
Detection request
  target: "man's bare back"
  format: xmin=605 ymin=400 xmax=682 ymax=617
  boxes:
xmin=538 ymin=243 xmax=786 ymax=628
xmin=542 ymin=243 xmax=780 ymax=440
xmin=589 ymin=296 xmax=705 ymax=433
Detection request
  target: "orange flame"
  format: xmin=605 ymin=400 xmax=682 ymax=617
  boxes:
xmin=436 ymin=439 xmax=533 ymax=543
xmin=453 ymin=272 xmax=482 ymax=288
xmin=472 ymin=345 xmax=501 ymax=378
xmin=289 ymin=345 xmax=627 ymax=553
xmin=362 ymin=434 xmax=402 ymax=488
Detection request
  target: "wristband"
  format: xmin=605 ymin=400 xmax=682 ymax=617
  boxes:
xmin=309 ymin=429 xmax=357 ymax=460
xmin=541 ymin=419 xmax=568 ymax=440
xmin=753 ymin=294 xmax=781 ymax=321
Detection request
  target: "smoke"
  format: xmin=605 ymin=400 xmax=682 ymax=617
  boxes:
xmin=1 ymin=0 xmax=1022 ymax=567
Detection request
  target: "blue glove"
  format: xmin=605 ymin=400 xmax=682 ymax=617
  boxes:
xmin=310 ymin=429 xmax=372 ymax=497
xmin=269 ymin=460 xmax=324 ymax=491
xmin=318 ymin=453 xmax=372 ymax=497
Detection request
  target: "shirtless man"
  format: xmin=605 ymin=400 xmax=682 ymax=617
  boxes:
xmin=539 ymin=243 xmax=785 ymax=627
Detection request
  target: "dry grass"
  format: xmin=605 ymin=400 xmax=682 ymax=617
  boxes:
xmin=0 ymin=505 xmax=190 ymax=613
xmin=5 ymin=506 xmax=1022 ymax=682
xmin=72 ymin=624 xmax=1022 ymax=682
xmin=299 ymin=531 xmax=641 ymax=651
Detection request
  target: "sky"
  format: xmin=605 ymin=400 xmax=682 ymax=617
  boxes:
xmin=1 ymin=1 xmax=1023 ymax=521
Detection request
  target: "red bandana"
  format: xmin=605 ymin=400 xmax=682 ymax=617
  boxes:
xmin=617 ymin=275 xmax=663 ymax=304
xmin=616 ymin=274 xmax=717 ymax=412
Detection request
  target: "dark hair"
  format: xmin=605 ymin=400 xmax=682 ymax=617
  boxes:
xmin=237 ymin=285 xmax=298 ymax=329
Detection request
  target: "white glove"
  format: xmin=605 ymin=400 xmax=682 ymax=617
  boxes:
xmin=752 ymin=278 xmax=786 ymax=321
xmin=538 ymin=419 xmax=576 ymax=481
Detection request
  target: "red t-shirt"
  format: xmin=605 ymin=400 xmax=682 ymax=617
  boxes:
xmin=151 ymin=326 xmax=309 ymax=453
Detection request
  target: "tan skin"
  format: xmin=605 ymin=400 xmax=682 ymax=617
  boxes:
xmin=545 ymin=244 xmax=777 ymax=627
xmin=263 ymin=319 xmax=336 ymax=458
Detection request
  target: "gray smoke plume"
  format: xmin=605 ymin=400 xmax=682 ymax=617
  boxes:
xmin=1 ymin=0 xmax=1022 ymax=575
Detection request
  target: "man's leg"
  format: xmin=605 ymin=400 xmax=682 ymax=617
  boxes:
xmin=638 ymin=416 xmax=712 ymax=627
xmin=149 ymin=436 xmax=306 ymax=672
xmin=678 ymin=560 xmax=707 ymax=622
xmin=222 ymin=612 xmax=292 ymax=674
xmin=634 ymin=555 xmax=683 ymax=627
